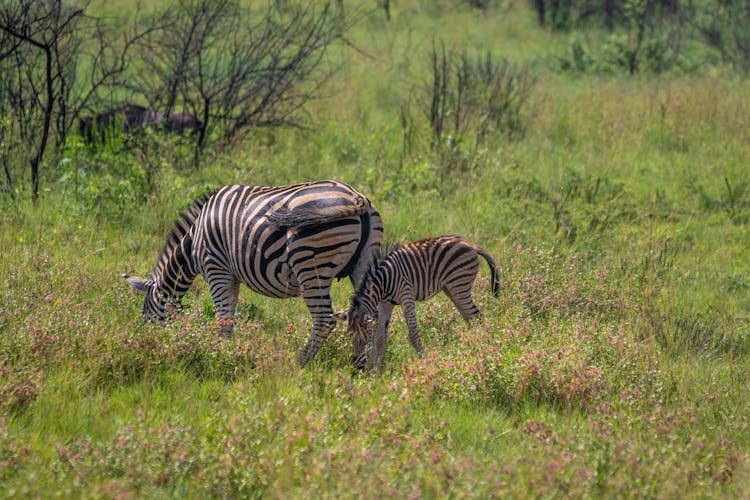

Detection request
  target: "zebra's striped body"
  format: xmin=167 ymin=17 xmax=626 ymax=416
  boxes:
xmin=124 ymin=180 xmax=383 ymax=367
xmin=339 ymin=235 xmax=499 ymax=370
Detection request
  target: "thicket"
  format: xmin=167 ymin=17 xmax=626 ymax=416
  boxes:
xmin=2 ymin=0 xmax=749 ymax=203
xmin=0 ymin=0 xmax=350 ymax=199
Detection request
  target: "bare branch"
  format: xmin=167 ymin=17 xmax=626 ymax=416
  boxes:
xmin=130 ymin=0 xmax=357 ymax=154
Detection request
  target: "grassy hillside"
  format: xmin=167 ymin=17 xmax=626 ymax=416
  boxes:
xmin=1 ymin=1 xmax=749 ymax=497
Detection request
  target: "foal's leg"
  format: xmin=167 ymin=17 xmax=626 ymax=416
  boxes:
xmin=443 ymin=277 xmax=482 ymax=324
xmin=372 ymin=302 xmax=395 ymax=371
xmin=401 ymin=294 xmax=425 ymax=358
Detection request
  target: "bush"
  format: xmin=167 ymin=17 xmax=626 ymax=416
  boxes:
xmin=402 ymin=43 xmax=535 ymax=187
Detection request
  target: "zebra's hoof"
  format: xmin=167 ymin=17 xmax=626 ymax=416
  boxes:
xmin=351 ymin=355 xmax=367 ymax=371
xmin=297 ymin=353 xmax=309 ymax=368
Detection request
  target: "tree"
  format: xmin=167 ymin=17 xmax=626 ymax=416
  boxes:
xmin=0 ymin=0 xmax=154 ymax=199
xmin=133 ymin=0 xmax=354 ymax=157
xmin=691 ymin=0 xmax=750 ymax=72
xmin=0 ymin=0 xmax=84 ymax=199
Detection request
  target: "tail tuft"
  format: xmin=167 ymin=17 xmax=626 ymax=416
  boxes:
xmin=477 ymin=247 xmax=500 ymax=298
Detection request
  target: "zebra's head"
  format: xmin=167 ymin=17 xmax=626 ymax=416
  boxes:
xmin=123 ymin=274 xmax=168 ymax=323
xmin=336 ymin=286 xmax=378 ymax=369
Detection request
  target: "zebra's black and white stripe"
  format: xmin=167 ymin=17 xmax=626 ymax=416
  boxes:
xmin=124 ymin=180 xmax=383 ymax=367
xmin=337 ymin=235 xmax=499 ymax=370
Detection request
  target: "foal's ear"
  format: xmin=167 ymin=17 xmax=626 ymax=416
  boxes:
xmin=123 ymin=274 xmax=150 ymax=293
xmin=333 ymin=310 xmax=349 ymax=323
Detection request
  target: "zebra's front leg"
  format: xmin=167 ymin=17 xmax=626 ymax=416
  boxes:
xmin=206 ymin=272 xmax=241 ymax=339
xmin=401 ymin=297 xmax=425 ymax=358
xmin=297 ymin=290 xmax=336 ymax=368
xmin=372 ymin=302 xmax=394 ymax=371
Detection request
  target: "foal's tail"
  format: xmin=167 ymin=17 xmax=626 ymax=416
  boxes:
xmin=475 ymin=246 xmax=500 ymax=298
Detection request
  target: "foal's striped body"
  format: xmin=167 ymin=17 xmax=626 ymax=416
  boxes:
xmin=340 ymin=235 xmax=499 ymax=369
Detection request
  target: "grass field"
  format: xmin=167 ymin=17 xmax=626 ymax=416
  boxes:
xmin=1 ymin=1 xmax=749 ymax=497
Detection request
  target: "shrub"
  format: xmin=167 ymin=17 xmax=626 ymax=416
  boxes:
xmin=402 ymin=43 xmax=535 ymax=186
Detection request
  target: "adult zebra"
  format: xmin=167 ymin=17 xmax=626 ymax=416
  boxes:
xmin=124 ymin=180 xmax=383 ymax=367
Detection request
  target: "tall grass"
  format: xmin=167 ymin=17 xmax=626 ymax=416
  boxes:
xmin=1 ymin=1 xmax=749 ymax=497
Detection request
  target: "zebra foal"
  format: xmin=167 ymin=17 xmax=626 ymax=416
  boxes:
xmin=336 ymin=235 xmax=500 ymax=370
xmin=123 ymin=180 xmax=383 ymax=367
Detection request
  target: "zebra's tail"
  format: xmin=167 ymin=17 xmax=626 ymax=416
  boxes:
xmin=266 ymin=196 xmax=368 ymax=228
xmin=476 ymin=246 xmax=500 ymax=298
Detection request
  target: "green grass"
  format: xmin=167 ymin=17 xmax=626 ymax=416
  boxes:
xmin=1 ymin=1 xmax=750 ymax=497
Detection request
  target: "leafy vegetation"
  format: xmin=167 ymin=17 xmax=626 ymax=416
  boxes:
xmin=1 ymin=0 xmax=749 ymax=497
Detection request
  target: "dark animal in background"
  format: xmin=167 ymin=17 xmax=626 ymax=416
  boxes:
xmin=144 ymin=110 xmax=203 ymax=134
xmin=78 ymin=103 xmax=148 ymax=143
xmin=79 ymin=103 xmax=202 ymax=143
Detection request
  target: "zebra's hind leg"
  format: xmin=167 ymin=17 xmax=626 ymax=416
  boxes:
xmin=401 ymin=297 xmax=425 ymax=358
xmin=296 ymin=289 xmax=336 ymax=368
xmin=443 ymin=281 xmax=482 ymax=324
xmin=206 ymin=272 xmax=241 ymax=339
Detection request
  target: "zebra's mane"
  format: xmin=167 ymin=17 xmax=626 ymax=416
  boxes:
xmin=351 ymin=241 xmax=402 ymax=302
xmin=150 ymin=189 xmax=216 ymax=279
xmin=378 ymin=241 xmax=402 ymax=262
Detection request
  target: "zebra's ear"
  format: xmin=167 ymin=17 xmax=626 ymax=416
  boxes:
xmin=123 ymin=274 xmax=150 ymax=293
xmin=333 ymin=310 xmax=349 ymax=323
